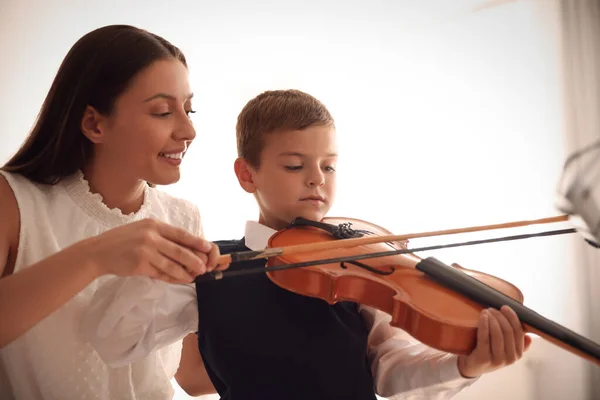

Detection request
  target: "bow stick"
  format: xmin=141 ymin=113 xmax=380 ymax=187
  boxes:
xmin=215 ymin=215 xmax=570 ymax=266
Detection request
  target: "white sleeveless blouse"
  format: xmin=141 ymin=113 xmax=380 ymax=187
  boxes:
xmin=0 ymin=170 xmax=201 ymax=400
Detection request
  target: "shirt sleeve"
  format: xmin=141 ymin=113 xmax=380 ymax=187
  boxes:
xmin=80 ymin=276 xmax=198 ymax=368
xmin=359 ymin=305 xmax=478 ymax=399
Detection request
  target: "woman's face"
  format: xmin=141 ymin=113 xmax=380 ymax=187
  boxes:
xmin=88 ymin=58 xmax=197 ymax=186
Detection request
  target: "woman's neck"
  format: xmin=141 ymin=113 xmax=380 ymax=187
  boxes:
xmin=81 ymin=162 xmax=146 ymax=215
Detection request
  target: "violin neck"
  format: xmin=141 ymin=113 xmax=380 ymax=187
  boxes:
xmin=523 ymin=324 xmax=600 ymax=366
xmin=415 ymin=257 xmax=600 ymax=367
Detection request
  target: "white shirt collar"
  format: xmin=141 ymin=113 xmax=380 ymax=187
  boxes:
xmin=244 ymin=220 xmax=277 ymax=250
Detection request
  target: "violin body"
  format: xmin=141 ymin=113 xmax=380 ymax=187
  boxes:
xmin=266 ymin=217 xmax=524 ymax=355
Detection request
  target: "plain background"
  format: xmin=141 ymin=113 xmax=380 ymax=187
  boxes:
xmin=0 ymin=0 xmax=594 ymax=399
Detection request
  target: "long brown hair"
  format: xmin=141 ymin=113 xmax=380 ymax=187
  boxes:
xmin=2 ymin=25 xmax=187 ymax=184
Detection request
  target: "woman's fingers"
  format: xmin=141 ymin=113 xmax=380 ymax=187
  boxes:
xmin=155 ymin=220 xmax=212 ymax=253
xmin=206 ymin=243 xmax=228 ymax=272
xmin=154 ymin=235 xmax=206 ymax=276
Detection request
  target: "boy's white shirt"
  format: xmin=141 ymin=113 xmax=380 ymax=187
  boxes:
xmin=81 ymin=220 xmax=477 ymax=399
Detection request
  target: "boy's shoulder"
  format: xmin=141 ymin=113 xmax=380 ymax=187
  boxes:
xmin=213 ymin=238 xmax=248 ymax=254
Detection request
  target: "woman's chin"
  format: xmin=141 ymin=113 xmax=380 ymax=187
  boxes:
xmin=147 ymin=170 xmax=181 ymax=186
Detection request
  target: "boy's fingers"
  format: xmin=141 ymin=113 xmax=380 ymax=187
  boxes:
xmin=501 ymin=305 xmax=524 ymax=358
xmin=487 ymin=312 xmax=505 ymax=365
xmin=477 ymin=310 xmax=490 ymax=351
xmin=490 ymin=308 xmax=516 ymax=364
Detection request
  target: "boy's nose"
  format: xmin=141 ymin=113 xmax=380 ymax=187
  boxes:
xmin=307 ymin=171 xmax=325 ymax=186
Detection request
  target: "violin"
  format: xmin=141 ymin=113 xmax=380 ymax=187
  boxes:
xmin=202 ymin=215 xmax=600 ymax=367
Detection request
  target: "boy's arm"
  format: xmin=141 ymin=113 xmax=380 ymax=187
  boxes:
xmin=359 ymin=305 xmax=478 ymax=399
xmin=175 ymin=333 xmax=217 ymax=396
xmin=81 ymin=276 xmax=198 ymax=367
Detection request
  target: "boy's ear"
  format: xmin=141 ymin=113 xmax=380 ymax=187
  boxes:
xmin=81 ymin=105 xmax=108 ymax=144
xmin=234 ymin=157 xmax=257 ymax=193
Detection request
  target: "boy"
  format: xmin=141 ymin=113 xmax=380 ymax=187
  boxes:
xmin=82 ymin=89 xmax=530 ymax=399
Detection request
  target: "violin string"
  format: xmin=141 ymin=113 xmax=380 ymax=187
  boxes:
xmin=200 ymin=228 xmax=576 ymax=281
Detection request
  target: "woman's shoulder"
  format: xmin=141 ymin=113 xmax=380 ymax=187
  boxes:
xmin=0 ymin=170 xmax=57 ymax=201
xmin=0 ymin=169 xmax=40 ymax=192
xmin=0 ymin=170 xmax=53 ymax=212
xmin=0 ymin=171 xmax=20 ymax=211
xmin=0 ymin=171 xmax=22 ymax=276
xmin=148 ymin=186 xmax=202 ymax=235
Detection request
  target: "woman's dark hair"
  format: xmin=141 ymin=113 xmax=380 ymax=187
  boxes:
xmin=2 ymin=24 xmax=187 ymax=184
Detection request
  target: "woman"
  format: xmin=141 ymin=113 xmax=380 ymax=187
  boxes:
xmin=0 ymin=24 xmax=224 ymax=399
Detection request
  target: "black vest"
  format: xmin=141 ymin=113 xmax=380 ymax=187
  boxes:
xmin=194 ymin=239 xmax=377 ymax=400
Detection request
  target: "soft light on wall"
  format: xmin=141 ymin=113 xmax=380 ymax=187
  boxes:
xmin=0 ymin=1 xmax=592 ymax=399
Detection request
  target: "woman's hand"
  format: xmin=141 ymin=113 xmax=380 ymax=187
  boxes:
xmin=85 ymin=218 xmax=227 ymax=283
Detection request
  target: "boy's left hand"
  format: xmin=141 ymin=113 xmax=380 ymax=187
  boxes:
xmin=457 ymin=305 xmax=532 ymax=378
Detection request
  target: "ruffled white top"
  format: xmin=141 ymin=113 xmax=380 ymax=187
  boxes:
xmin=0 ymin=170 xmax=201 ymax=400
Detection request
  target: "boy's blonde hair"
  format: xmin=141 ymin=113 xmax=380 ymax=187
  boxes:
xmin=236 ymin=89 xmax=335 ymax=168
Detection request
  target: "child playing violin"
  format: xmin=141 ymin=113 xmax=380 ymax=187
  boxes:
xmin=82 ymin=89 xmax=531 ymax=400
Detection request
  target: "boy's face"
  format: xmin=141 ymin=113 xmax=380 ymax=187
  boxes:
xmin=238 ymin=125 xmax=337 ymax=230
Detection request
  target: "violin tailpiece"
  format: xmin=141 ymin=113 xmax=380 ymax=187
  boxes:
xmin=288 ymin=217 xmax=366 ymax=239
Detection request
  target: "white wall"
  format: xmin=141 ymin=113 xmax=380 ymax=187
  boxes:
xmin=0 ymin=0 xmax=594 ymax=399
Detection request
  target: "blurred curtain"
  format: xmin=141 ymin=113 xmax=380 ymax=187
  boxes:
xmin=552 ymin=0 xmax=600 ymax=398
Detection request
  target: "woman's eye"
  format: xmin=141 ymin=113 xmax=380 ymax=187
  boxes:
xmin=285 ymin=166 xmax=302 ymax=171
xmin=324 ymin=166 xmax=336 ymax=172
xmin=152 ymin=112 xmax=171 ymax=118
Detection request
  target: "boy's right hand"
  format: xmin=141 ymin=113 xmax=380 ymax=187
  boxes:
xmin=84 ymin=218 xmax=227 ymax=283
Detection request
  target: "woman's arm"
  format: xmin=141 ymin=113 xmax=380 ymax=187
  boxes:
xmin=80 ymin=276 xmax=199 ymax=366
xmin=0 ymin=176 xmax=102 ymax=348
xmin=0 ymin=174 xmax=218 ymax=350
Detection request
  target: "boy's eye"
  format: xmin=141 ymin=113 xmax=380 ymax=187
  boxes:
xmin=285 ymin=165 xmax=302 ymax=171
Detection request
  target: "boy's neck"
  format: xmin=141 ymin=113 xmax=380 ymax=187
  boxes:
xmin=257 ymin=213 xmax=289 ymax=231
